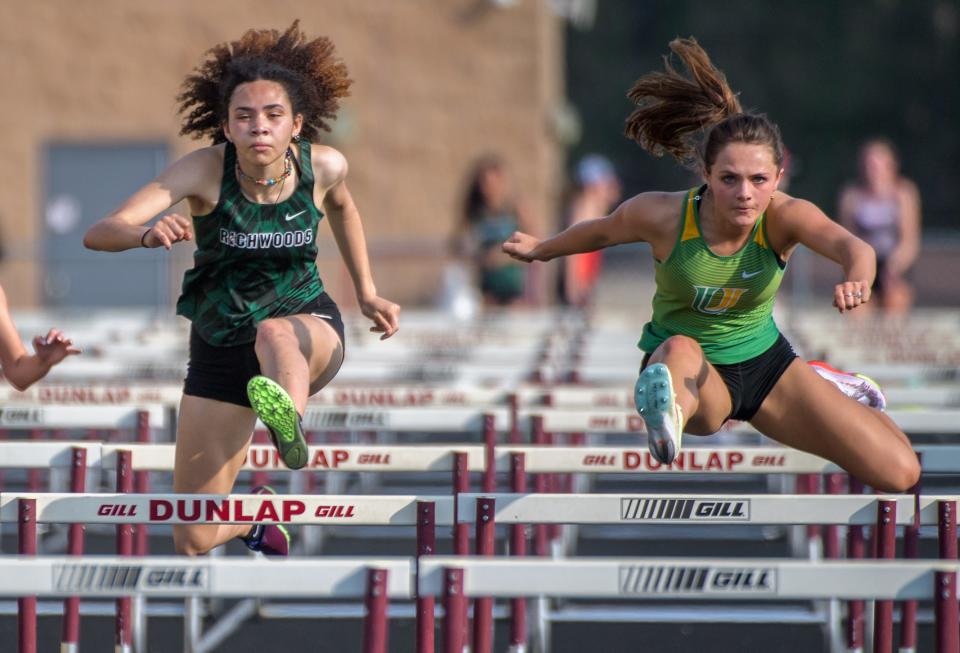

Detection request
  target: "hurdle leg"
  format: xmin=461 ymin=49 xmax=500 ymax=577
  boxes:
xmin=846 ymin=476 xmax=866 ymax=652
xmin=452 ymin=452 xmax=470 ymax=650
xmin=482 ymin=414 xmax=496 ymax=493
xmin=472 ymin=497 xmax=496 ymax=653
xmin=363 ymin=568 xmax=390 ymax=653
xmin=416 ymin=501 xmax=436 ymax=653
xmin=116 ymin=450 xmax=134 ymax=653
xmin=442 ymin=568 xmax=466 ymax=653
xmin=940 ymin=500 xmax=958 ymax=561
xmin=529 ymin=416 xmax=550 ymax=653
xmin=824 ymin=473 xmax=845 ymax=653
xmin=18 ymin=498 xmax=37 ymax=653
xmin=937 ymin=497 xmax=959 ymax=653
xmin=133 ymin=411 xmax=151 ymax=653
xmin=873 ymin=499 xmax=897 ymax=653
xmin=61 ymin=448 xmax=87 ymax=653
xmin=898 ymin=466 xmax=921 ymax=653
xmin=934 ymin=571 xmax=959 ymax=653
xmin=509 ymin=453 xmax=528 ymax=653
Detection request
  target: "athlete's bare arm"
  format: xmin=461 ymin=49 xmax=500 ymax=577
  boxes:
xmin=313 ymin=145 xmax=400 ymax=339
xmin=83 ymin=147 xmax=223 ymax=252
xmin=502 ymin=191 xmax=683 ymax=263
xmin=0 ymin=286 xmax=80 ymax=390
xmin=768 ymin=195 xmax=876 ymax=311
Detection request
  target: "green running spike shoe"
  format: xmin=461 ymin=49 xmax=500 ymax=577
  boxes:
xmin=247 ymin=375 xmax=308 ymax=470
xmin=635 ymin=363 xmax=684 ymax=464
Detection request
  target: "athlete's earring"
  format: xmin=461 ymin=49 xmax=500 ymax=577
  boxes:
xmin=292 ymin=133 xmax=301 ymax=142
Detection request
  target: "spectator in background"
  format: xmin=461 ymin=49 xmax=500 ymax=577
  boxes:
xmin=560 ymin=154 xmax=622 ymax=307
xmin=453 ymin=154 xmax=534 ymax=307
xmin=838 ymin=138 xmax=921 ymax=315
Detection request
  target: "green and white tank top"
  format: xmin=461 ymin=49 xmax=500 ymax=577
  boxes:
xmin=176 ymin=141 xmax=324 ymax=346
xmin=638 ymin=187 xmax=786 ymax=364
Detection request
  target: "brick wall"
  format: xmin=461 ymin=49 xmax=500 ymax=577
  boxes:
xmin=0 ymin=0 xmax=564 ymax=308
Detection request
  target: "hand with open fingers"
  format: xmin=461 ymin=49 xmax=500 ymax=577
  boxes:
xmin=360 ymin=295 xmax=400 ymax=340
xmin=142 ymin=213 xmax=193 ymax=250
xmin=832 ymin=280 xmax=871 ymax=313
xmin=502 ymin=231 xmax=542 ymax=263
xmin=32 ymin=328 xmax=81 ymax=366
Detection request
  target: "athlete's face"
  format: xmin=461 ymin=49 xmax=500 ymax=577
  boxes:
xmin=223 ymin=80 xmax=303 ymax=169
xmin=704 ymin=142 xmax=783 ymax=229
xmin=861 ymin=143 xmax=898 ymax=190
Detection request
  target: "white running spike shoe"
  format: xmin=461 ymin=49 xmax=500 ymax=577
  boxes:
xmin=635 ymin=363 xmax=684 ymax=464
xmin=808 ymin=360 xmax=887 ymax=411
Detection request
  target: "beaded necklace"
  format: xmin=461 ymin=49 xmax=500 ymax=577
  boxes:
xmin=236 ymin=147 xmax=294 ymax=186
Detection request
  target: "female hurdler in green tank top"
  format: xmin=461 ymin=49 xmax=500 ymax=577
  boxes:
xmin=503 ymin=37 xmax=918 ymax=496
xmin=83 ymin=22 xmax=400 ymax=558
xmin=177 ymin=140 xmax=325 ymax=346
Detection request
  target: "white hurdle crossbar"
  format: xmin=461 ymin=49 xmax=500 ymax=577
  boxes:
xmin=0 ymin=555 xmax=413 ymax=598
xmin=4 ymin=442 xmax=960 ymax=475
xmin=418 ymin=556 xmax=960 ymax=600
xmin=0 ymin=493 xmax=456 ymax=526
xmin=454 ymin=493 xmax=960 ymax=525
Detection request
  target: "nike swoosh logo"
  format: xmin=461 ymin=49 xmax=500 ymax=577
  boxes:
xmin=741 ymin=270 xmax=763 ymax=279
xmin=310 ymin=312 xmax=333 ymax=320
xmin=285 ymin=210 xmax=307 ymax=222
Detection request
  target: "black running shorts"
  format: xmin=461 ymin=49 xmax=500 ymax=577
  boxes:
xmin=183 ymin=292 xmax=345 ymax=408
xmin=641 ymin=333 xmax=798 ymax=422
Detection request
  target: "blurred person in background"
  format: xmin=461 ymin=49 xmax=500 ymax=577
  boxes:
xmin=452 ymin=154 xmax=535 ymax=307
xmin=0 ymin=286 xmax=79 ymax=390
xmin=84 ymin=22 xmax=399 ymax=557
xmin=503 ymin=38 xmax=917 ymax=493
xmin=559 ymin=154 xmax=622 ymax=307
xmin=838 ymin=138 xmax=921 ymax=315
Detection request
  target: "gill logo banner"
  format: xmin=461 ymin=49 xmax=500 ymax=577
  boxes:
xmin=692 ymin=286 xmax=747 ymax=314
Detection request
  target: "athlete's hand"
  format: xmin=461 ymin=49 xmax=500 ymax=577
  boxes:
xmin=360 ymin=295 xmax=400 ymax=340
xmin=502 ymin=231 xmax=542 ymax=263
xmin=833 ymin=280 xmax=871 ymax=313
xmin=142 ymin=213 xmax=193 ymax=250
xmin=32 ymin=328 xmax=81 ymax=366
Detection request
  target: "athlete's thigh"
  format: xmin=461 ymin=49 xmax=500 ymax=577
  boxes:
xmin=750 ymin=359 xmax=912 ymax=479
xmin=277 ymin=313 xmax=344 ymax=393
xmin=683 ymin=360 xmax=734 ymax=435
xmin=647 ymin=338 xmax=733 ymax=435
xmin=173 ymin=394 xmax=257 ymax=494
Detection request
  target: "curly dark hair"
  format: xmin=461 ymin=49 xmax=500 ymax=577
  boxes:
xmin=177 ymin=20 xmax=351 ymax=144
xmin=625 ymin=37 xmax=784 ymax=172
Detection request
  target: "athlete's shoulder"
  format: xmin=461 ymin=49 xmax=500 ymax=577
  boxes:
xmin=167 ymin=144 xmax=225 ymax=180
xmin=621 ymin=190 xmax=686 ymax=216
xmin=309 ymin=144 xmax=348 ymax=187
xmin=619 ymin=190 xmax=688 ymax=231
xmin=767 ymin=191 xmax=821 ymax=220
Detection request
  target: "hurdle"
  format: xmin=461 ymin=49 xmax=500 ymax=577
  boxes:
xmin=453 ymin=492 xmax=960 ymax=653
xmin=418 ymin=557 xmax=960 ymax=653
xmin=0 ymin=492 xmax=455 ymax=653
xmin=0 ymin=555 xmax=413 ymax=653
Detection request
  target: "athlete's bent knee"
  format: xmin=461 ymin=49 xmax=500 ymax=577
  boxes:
xmin=174 ymin=526 xmax=216 ymax=557
xmin=254 ymin=319 xmax=296 ymax=356
xmin=657 ymin=335 xmax=702 ymax=359
xmin=876 ymin=450 xmax=921 ymax=493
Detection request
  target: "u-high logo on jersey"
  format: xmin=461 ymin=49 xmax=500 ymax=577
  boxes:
xmin=692 ymin=286 xmax=747 ymax=314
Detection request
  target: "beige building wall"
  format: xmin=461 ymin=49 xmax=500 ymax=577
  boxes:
xmin=0 ymin=0 xmax=565 ymax=309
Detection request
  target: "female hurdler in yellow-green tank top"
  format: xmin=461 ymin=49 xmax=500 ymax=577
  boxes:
xmin=638 ymin=186 xmax=786 ymax=364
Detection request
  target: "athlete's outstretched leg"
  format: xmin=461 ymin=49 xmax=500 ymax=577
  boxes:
xmin=750 ymin=359 xmax=919 ymax=493
xmin=638 ymin=335 xmax=733 ymax=462
xmin=250 ymin=313 xmax=344 ymax=469
xmin=172 ymin=395 xmax=257 ymax=556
